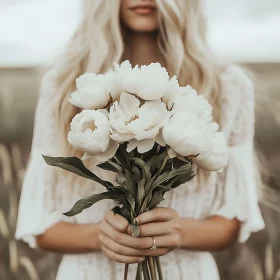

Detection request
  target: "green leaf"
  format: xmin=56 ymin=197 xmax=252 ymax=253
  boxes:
xmin=128 ymin=157 xmax=151 ymax=181
xmin=115 ymin=170 xmax=137 ymax=196
xmin=152 ymin=163 xmax=193 ymax=188
xmin=42 ymin=155 xmax=113 ymax=188
xmin=146 ymin=150 xmax=169 ymax=176
xmin=124 ymin=190 xmax=136 ymax=214
xmin=112 ymin=205 xmax=121 ymax=215
xmin=169 ymin=173 xmax=196 ymax=188
xmin=161 ymin=160 xmax=173 ymax=173
xmin=139 ymin=184 xmax=154 ymax=213
xmin=112 ymin=205 xmax=132 ymax=223
xmin=97 ymin=160 xmax=123 ymax=173
xmin=157 ymin=152 xmax=170 ymax=175
xmin=116 ymin=172 xmax=126 ymax=185
xmin=146 ymin=156 xmax=158 ymax=174
xmin=124 ymin=169 xmax=136 ymax=193
xmin=132 ymin=166 xmax=141 ymax=181
xmin=139 ymin=162 xmax=193 ymax=213
xmin=64 ymin=191 xmax=123 ymax=216
xmin=172 ymin=156 xmax=191 ymax=169
xmin=137 ymin=178 xmax=146 ymax=207
xmin=115 ymin=145 xmax=131 ymax=169
xmin=149 ymin=191 xmax=165 ymax=209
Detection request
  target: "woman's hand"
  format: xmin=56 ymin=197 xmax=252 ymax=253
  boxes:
xmin=99 ymin=208 xmax=240 ymax=264
xmin=99 ymin=208 xmax=182 ymax=264
xmin=134 ymin=207 xmax=183 ymax=252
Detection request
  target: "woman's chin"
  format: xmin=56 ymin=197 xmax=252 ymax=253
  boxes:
xmin=127 ymin=21 xmax=159 ymax=33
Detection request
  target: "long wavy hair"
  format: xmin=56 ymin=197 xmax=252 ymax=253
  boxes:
xmin=52 ymin=0 xmax=221 ymax=156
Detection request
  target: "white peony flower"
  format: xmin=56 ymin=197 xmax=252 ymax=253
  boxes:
xmin=109 ymin=92 xmax=168 ymax=153
xmin=171 ymin=86 xmax=213 ymax=122
xmin=105 ymin=61 xmax=133 ymax=101
xmin=68 ymin=110 xmax=118 ymax=162
xmin=123 ymin=62 xmax=170 ymax=101
xmin=161 ymin=75 xmax=180 ymax=106
xmin=162 ymin=111 xmax=207 ymax=157
xmin=193 ymin=131 xmax=228 ymax=171
xmin=163 ymin=111 xmax=228 ymax=171
xmin=69 ymin=73 xmax=111 ymax=110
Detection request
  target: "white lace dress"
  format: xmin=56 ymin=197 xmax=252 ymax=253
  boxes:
xmin=16 ymin=65 xmax=265 ymax=280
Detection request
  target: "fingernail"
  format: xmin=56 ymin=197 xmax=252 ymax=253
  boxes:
xmin=138 ymin=258 xmax=145 ymax=263
xmin=133 ymin=218 xmax=138 ymax=224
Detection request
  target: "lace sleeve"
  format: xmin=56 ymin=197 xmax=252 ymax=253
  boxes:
xmin=15 ymin=71 xmax=74 ymax=248
xmin=213 ymin=66 xmax=265 ymax=242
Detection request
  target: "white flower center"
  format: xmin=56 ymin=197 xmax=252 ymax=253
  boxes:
xmin=81 ymin=121 xmax=96 ymax=132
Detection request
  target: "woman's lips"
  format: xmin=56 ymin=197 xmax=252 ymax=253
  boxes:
xmin=130 ymin=6 xmax=156 ymax=15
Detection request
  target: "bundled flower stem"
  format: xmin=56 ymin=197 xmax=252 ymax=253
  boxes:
xmin=124 ymin=264 xmax=129 ymax=280
xmin=44 ymin=144 xmax=193 ymax=279
xmin=148 ymin=257 xmax=156 ymax=280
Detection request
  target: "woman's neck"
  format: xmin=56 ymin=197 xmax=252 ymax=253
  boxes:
xmin=123 ymin=30 xmax=161 ymax=66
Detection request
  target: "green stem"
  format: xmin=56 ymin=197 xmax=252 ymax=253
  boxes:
xmin=148 ymin=257 xmax=157 ymax=280
xmin=155 ymin=257 xmax=163 ymax=280
xmin=142 ymin=258 xmax=151 ymax=280
xmin=136 ymin=263 xmax=143 ymax=280
xmin=124 ymin=264 xmax=129 ymax=280
xmin=153 ymin=258 xmax=157 ymax=278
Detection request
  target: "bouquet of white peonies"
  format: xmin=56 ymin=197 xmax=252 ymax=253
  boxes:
xmin=43 ymin=61 xmax=228 ymax=280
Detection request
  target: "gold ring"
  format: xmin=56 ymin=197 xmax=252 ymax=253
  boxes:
xmin=149 ymin=237 xmax=156 ymax=250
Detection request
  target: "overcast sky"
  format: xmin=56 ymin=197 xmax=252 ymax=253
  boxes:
xmin=0 ymin=0 xmax=279 ymax=67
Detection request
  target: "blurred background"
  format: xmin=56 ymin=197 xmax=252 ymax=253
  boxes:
xmin=0 ymin=0 xmax=279 ymax=279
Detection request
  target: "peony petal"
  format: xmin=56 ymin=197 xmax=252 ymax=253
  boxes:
xmin=68 ymin=110 xmax=111 ymax=155
xmin=155 ymin=130 xmax=166 ymax=146
xmin=193 ymin=132 xmax=228 ymax=171
xmin=68 ymin=91 xmax=84 ymax=108
xmin=79 ymin=85 xmax=110 ymax=110
xmin=93 ymin=140 xmax=119 ymax=163
xmin=162 ymin=110 xmax=208 ymax=156
xmin=76 ymin=73 xmax=97 ymax=90
xmin=126 ymin=139 xmax=138 ymax=153
xmin=123 ymin=68 xmax=142 ymax=94
xmin=128 ymin=100 xmax=167 ymax=140
xmin=134 ymin=127 xmax=159 ymax=141
xmin=137 ymin=139 xmax=155 ymax=153
xmin=119 ymin=92 xmax=140 ymax=118
xmin=167 ymin=148 xmax=177 ymax=158
xmin=137 ymin=85 xmax=166 ymax=100
xmin=98 ymin=109 xmax=109 ymax=117
xmin=193 ymin=152 xmax=228 ymax=171
xmin=111 ymin=132 xmax=134 ymax=142
xmin=82 ymin=152 xmax=93 ymax=161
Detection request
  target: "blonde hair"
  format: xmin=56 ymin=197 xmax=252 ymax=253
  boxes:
xmin=52 ymin=0 xmax=221 ymax=156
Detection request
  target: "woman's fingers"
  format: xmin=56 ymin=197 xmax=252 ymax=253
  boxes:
xmin=100 ymin=220 xmax=152 ymax=249
xmin=101 ymin=208 xmax=181 ymax=260
xmin=136 ymin=208 xmax=177 ymax=225
xmin=104 ymin=210 xmax=129 ymax=233
xmin=99 ymin=231 xmax=170 ymax=257
xmin=100 ymin=220 xmax=180 ymax=250
xmin=101 ymin=246 xmax=145 ymax=264
xmin=128 ymin=221 xmax=172 ymax=237
xmin=99 ymin=232 xmax=143 ymax=256
xmin=142 ymin=234 xmax=181 ymax=250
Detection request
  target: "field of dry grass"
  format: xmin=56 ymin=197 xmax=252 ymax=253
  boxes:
xmin=0 ymin=64 xmax=279 ymax=280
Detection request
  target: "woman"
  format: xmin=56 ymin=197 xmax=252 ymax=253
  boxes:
xmin=16 ymin=0 xmax=265 ymax=279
